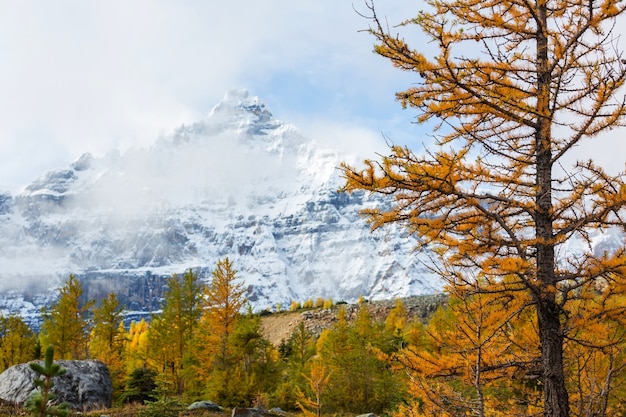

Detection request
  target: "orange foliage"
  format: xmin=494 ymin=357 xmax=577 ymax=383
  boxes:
xmin=342 ymin=1 xmax=626 ymax=416
xmin=194 ymin=258 xmax=247 ymax=387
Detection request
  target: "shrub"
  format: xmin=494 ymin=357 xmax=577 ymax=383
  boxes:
xmin=25 ymin=345 xmax=70 ymax=417
xmin=120 ymin=367 xmax=158 ymax=404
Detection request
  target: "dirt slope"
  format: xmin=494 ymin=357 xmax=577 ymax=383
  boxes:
xmin=260 ymin=294 xmax=447 ymax=346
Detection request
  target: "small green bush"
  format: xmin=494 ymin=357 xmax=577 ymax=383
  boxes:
xmin=120 ymin=368 xmax=158 ymax=404
xmin=25 ymin=345 xmax=70 ymax=417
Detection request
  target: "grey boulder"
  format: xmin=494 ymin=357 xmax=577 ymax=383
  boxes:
xmin=0 ymin=360 xmax=112 ymax=410
xmin=188 ymin=400 xmax=223 ymax=411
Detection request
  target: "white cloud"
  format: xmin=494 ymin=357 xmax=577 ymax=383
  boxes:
xmin=0 ymin=1 xmax=623 ymax=192
xmin=0 ymin=0 xmax=424 ymax=192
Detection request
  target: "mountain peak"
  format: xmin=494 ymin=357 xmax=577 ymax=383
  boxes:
xmin=207 ymin=89 xmax=277 ymax=131
xmin=171 ymin=89 xmax=305 ymax=157
xmin=0 ymin=90 xmax=445 ymax=322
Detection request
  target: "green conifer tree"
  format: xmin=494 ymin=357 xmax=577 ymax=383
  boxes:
xmin=25 ymin=345 xmax=70 ymax=417
xmin=316 ymin=306 xmax=404 ymax=414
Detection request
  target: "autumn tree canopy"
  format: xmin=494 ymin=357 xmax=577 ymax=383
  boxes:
xmin=39 ymin=275 xmax=94 ymax=360
xmin=342 ymin=1 xmax=626 ymax=416
xmin=89 ymin=293 xmax=127 ymax=394
xmin=149 ymin=269 xmax=205 ymax=395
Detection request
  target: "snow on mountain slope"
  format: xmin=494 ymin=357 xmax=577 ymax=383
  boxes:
xmin=0 ymin=89 xmax=442 ymax=320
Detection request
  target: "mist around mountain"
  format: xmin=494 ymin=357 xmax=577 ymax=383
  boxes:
xmin=0 ymin=89 xmax=443 ymax=321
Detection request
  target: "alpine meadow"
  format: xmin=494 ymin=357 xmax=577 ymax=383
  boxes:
xmin=341 ymin=1 xmax=626 ymax=417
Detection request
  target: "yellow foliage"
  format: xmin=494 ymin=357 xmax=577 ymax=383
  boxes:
xmin=295 ymin=359 xmax=331 ymax=417
xmin=194 ymin=258 xmax=247 ymax=389
xmin=124 ymin=319 xmax=150 ymax=373
xmin=290 ymin=300 xmax=302 ymax=311
xmin=341 ymin=0 xmax=626 ymax=415
xmin=393 ymin=292 xmax=540 ymax=416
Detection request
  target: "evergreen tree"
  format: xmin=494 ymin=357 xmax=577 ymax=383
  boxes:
xmin=25 ymin=345 xmax=70 ymax=417
xmin=121 ymin=367 xmax=158 ymax=405
xmin=39 ymin=275 xmax=94 ymax=360
xmin=316 ymin=306 xmax=404 ymax=414
xmin=275 ymin=322 xmax=317 ymax=411
xmin=242 ymin=312 xmax=281 ymax=396
xmin=289 ymin=322 xmax=316 ymax=370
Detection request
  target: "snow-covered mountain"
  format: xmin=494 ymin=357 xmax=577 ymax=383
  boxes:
xmin=0 ymin=89 xmax=442 ymax=323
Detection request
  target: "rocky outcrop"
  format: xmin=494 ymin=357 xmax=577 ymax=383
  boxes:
xmin=188 ymin=400 xmax=223 ymax=411
xmin=261 ymin=293 xmax=448 ymax=346
xmin=0 ymin=360 xmax=112 ymax=411
xmin=300 ymin=294 xmax=448 ymax=336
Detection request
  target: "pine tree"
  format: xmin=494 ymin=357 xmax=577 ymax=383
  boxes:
xmin=39 ymin=275 xmax=94 ymax=360
xmin=316 ymin=306 xmax=404 ymax=414
xmin=25 ymin=345 xmax=70 ymax=417
xmin=342 ymin=1 xmax=626 ymax=416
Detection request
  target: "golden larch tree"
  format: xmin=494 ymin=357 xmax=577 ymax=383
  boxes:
xmin=295 ymin=359 xmax=331 ymax=417
xmin=148 ymin=269 xmax=205 ymax=395
xmin=39 ymin=275 xmax=94 ymax=360
xmin=123 ymin=318 xmax=150 ymax=373
xmin=341 ymin=1 xmax=626 ymax=416
xmin=89 ymin=293 xmax=127 ymax=395
xmin=395 ymin=283 xmax=541 ymax=416
xmin=194 ymin=257 xmax=247 ymax=402
xmin=0 ymin=315 xmax=38 ymax=371
xmin=203 ymin=257 xmax=247 ymax=371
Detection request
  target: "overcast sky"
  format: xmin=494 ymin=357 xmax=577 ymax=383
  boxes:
xmin=0 ymin=1 xmax=624 ymax=193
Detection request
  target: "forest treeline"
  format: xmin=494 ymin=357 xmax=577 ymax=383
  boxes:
xmin=1 ymin=257 xmax=625 ymax=416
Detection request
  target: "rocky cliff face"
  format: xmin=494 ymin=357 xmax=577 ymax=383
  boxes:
xmin=0 ymin=89 xmax=442 ymax=321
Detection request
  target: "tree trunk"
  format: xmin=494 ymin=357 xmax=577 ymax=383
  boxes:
xmin=537 ymin=297 xmax=570 ymax=417
xmin=535 ymin=1 xmax=569 ymax=415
